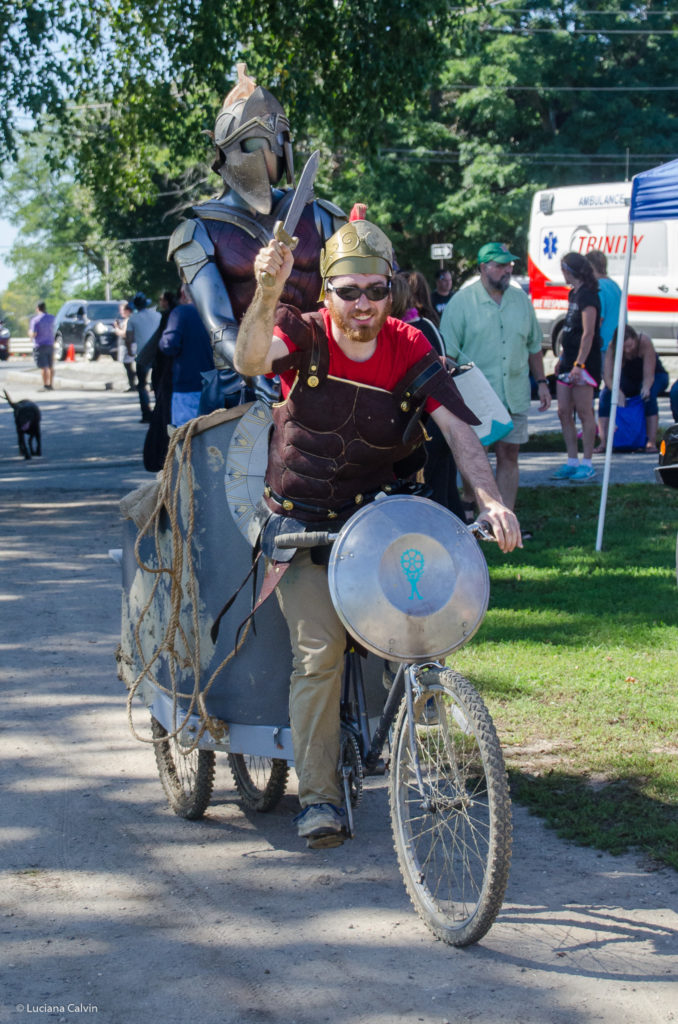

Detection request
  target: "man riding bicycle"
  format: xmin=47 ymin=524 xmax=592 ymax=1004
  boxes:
xmin=234 ymin=206 xmax=522 ymax=849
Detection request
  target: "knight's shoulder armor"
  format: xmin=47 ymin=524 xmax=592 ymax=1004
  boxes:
xmin=314 ymin=198 xmax=347 ymax=242
xmin=316 ymin=197 xmax=346 ymax=221
xmin=191 ymin=197 xmax=271 ymax=245
xmin=167 ymin=217 xmax=216 ymax=282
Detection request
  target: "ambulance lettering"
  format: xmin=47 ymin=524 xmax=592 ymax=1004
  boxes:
xmin=570 ymin=230 xmax=645 ymax=257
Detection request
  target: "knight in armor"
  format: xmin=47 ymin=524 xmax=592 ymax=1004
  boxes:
xmin=234 ymin=206 xmax=522 ymax=849
xmin=168 ymin=64 xmax=345 ymax=406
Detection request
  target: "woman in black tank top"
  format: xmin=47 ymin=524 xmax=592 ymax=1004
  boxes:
xmin=551 ymin=252 xmax=601 ymax=481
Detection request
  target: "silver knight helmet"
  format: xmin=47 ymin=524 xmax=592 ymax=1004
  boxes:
xmin=211 ymin=63 xmax=294 ymax=214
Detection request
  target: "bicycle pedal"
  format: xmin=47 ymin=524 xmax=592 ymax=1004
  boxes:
xmin=365 ymin=757 xmax=387 ymax=776
xmin=341 ymin=778 xmax=356 ymax=838
xmin=306 ymin=831 xmax=346 ymax=850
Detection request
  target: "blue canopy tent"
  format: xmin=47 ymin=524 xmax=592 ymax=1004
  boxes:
xmin=596 ymin=158 xmax=678 ymax=550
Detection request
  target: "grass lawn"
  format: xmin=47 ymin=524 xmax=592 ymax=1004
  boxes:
xmin=448 ymin=483 xmax=678 ymax=869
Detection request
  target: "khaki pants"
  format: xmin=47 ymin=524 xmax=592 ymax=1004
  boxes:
xmin=275 ymin=551 xmax=345 ymax=808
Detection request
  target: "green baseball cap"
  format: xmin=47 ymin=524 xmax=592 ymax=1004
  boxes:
xmin=478 ymin=242 xmax=519 ymax=264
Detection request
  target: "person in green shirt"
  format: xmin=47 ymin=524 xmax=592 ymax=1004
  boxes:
xmin=440 ymin=242 xmax=550 ymax=512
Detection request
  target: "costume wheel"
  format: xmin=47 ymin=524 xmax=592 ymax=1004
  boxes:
xmin=83 ymin=333 xmax=99 ymax=361
xmin=151 ymin=715 xmax=215 ymax=820
xmin=227 ymin=754 xmax=289 ymax=812
xmin=54 ymin=332 xmax=65 ymax=361
xmin=389 ymin=668 xmax=512 ymax=947
xmin=339 ymin=727 xmax=363 ymax=807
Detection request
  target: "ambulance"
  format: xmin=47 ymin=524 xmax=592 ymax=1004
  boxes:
xmin=527 ymin=180 xmax=678 ymax=356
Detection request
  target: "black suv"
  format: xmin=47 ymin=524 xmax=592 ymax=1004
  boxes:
xmin=53 ymin=300 xmax=122 ymax=361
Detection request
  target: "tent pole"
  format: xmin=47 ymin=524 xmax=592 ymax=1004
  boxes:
xmin=595 ymin=221 xmax=634 ymax=551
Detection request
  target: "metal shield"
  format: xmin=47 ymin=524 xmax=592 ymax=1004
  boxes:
xmin=225 ymin=401 xmax=273 ymax=544
xmin=327 ymin=495 xmax=490 ymax=660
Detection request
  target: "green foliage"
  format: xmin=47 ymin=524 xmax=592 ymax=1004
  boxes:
xmin=434 ymin=1 xmax=678 ymax=271
xmin=3 ymin=1 xmax=678 ymax=293
xmin=450 ymin=483 xmax=678 ymax=867
xmin=0 ymin=138 xmax=109 ymax=328
xmin=0 ymin=0 xmax=71 ymax=161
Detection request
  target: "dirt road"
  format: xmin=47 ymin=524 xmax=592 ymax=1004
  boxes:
xmin=1 ymin=363 xmax=676 ymax=1024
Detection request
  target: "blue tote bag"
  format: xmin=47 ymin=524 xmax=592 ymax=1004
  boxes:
xmin=613 ymin=396 xmax=647 ymax=451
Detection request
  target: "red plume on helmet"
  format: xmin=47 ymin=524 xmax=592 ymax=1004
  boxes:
xmin=349 ymin=203 xmax=367 ymax=222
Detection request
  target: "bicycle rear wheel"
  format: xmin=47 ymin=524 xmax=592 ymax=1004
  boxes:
xmin=151 ymin=715 xmax=216 ymax=820
xmin=389 ymin=668 xmax=512 ymax=946
xmin=227 ymin=754 xmax=289 ymax=811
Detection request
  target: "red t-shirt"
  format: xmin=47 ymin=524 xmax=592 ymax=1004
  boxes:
xmin=273 ymin=307 xmax=441 ymax=411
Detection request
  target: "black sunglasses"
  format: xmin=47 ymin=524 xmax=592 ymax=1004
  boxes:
xmin=326 ymin=281 xmax=392 ymax=302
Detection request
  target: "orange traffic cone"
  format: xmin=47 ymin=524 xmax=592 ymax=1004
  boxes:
xmin=65 ymin=344 xmax=76 ymax=362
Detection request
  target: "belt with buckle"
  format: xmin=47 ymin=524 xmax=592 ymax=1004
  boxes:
xmin=263 ymin=482 xmax=396 ymax=519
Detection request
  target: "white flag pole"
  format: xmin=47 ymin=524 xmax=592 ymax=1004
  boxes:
xmin=595 ymin=222 xmax=634 ymax=551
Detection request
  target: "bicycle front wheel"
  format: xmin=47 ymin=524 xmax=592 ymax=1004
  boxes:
xmin=389 ymin=668 xmax=512 ymax=947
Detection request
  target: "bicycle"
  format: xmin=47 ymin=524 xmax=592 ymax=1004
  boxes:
xmin=146 ymin=500 xmax=512 ymax=948
xmin=119 ymin=407 xmax=513 ymax=947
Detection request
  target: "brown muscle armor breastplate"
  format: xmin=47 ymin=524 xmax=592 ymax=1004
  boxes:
xmin=264 ymin=311 xmax=479 ymax=522
xmin=204 ymin=197 xmax=324 ymax=321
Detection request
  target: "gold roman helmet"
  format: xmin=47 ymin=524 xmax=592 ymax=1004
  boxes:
xmin=319 ymin=205 xmax=393 ymax=299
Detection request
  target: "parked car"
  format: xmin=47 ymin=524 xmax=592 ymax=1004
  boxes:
xmin=0 ymin=319 xmax=10 ymax=361
xmin=53 ymin=300 xmax=122 ymax=361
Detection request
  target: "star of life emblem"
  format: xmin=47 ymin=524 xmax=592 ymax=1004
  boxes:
xmin=543 ymin=231 xmax=558 ymax=259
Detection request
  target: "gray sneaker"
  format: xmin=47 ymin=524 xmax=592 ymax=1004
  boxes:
xmin=294 ymin=803 xmax=346 ymax=849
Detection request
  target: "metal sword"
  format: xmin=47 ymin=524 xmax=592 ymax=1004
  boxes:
xmin=260 ymin=149 xmax=320 ymax=287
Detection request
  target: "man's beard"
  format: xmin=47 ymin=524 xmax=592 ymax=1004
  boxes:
xmin=485 ymin=271 xmax=510 ymax=293
xmin=327 ymin=296 xmax=390 ymax=344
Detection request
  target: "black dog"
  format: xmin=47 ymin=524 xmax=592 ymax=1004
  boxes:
xmin=3 ymin=390 xmax=42 ymax=459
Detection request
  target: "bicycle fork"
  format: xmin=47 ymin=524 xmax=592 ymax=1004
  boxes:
xmin=404 ymin=663 xmax=449 ymax=812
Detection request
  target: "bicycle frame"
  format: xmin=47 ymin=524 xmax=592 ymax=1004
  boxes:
xmin=339 ymin=649 xmax=446 ymax=836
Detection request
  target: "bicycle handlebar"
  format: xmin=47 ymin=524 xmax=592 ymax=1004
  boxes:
xmin=469 ymin=519 xmax=497 ymax=543
xmin=275 ymin=520 xmax=496 ymax=550
xmin=274 ymin=530 xmax=339 ymax=549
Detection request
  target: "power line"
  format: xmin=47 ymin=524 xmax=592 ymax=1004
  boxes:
xmin=449 ymin=5 xmax=677 ymax=14
xmin=384 ymin=148 xmax=678 ymax=158
xmin=380 ymin=147 xmax=678 ymax=166
xmin=447 ymin=84 xmax=678 ymax=91
xmin=110 ymin=235 xmax=170 ymax=244
xmin=480 ymin=25 xmax=678 ymax=33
